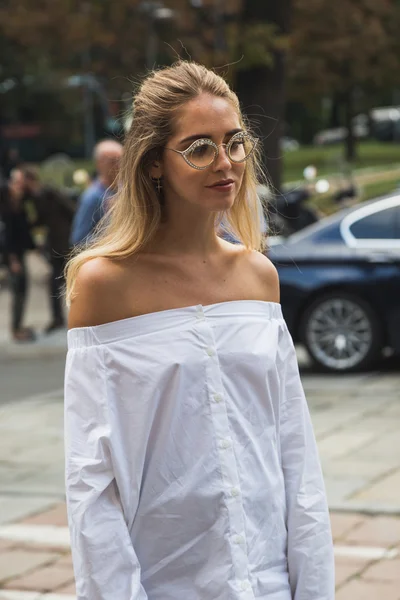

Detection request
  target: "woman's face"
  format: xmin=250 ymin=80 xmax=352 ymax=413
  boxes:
xmin=157 ymin=93 xmax=246 ymax=214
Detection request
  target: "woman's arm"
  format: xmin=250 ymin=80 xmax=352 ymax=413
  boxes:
xmin=65 ymin=261 xmax=148 ymax=599
xmin=65 ymin=344 xmax=148 ymax=600
xmin=278 ymin=321 xmax=335 ymax=600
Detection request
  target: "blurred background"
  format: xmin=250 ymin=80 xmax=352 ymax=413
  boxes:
xmin=2 ymin=1 xmax=400 ymax=195
xmin=0 ymin=2 xmax=400 ymax=599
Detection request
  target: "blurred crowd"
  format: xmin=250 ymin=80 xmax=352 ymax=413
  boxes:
xmin=0 ymin=141 xmax=123 ymax=342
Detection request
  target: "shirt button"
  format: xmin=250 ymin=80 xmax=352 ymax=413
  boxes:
xmin=213 ymin=393 xmax=223 ymax=403
xmin=206 ymin=347 xmax=215 ymax=357
xmin=231 ymin=487 xmax=240 ymax=497
xmin=219 ymin=438 xmax=231 ymax=449
xmin=196 ymin=309 xmax=205 ymax=320
xmin=234 ymin=534 xmax=245 ymax=545
xmin=240 ymin=580 xmax=251 ymax=591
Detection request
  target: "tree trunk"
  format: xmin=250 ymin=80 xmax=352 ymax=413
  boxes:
xmin=235 ymin=0 xmax=292 ymax=193
xmin=344 ymin=89 xmax=356 ymax=162
xmin=329 ymin=93 xmax=341 ymax=128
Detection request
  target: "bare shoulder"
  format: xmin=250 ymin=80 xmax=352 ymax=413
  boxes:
xmin=68 ymin=257 xmax=126 ymax=329
xmin=242 ymin=249 xmax=280 ymax=303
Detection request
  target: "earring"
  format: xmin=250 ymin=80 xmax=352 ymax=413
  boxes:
xmin=151 ymin=177 xmax=162 ymax=193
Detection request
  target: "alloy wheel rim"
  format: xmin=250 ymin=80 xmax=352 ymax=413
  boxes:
xmin=306 ymin=298 xmax=373 ymax=370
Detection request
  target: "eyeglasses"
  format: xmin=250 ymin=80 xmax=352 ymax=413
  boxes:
xmin=165 ymin=131 xmax=258 ymax=170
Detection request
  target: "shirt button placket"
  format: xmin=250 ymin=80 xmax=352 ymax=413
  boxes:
xmin=199 ymin=309 xmax=253 ymax=598
xmin=196 ymin=306 xmax=205 ymax=321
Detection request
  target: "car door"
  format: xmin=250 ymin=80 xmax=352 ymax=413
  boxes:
xmin=341 ymin=198 xmax=400 ymax=351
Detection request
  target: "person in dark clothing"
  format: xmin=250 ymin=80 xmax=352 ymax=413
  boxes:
xmin=0 ymin=148 xmax=21 ymax=180
xmin=1 ymin=170 xmax=36 ymax=342
xmin=22 ymin=168 xmax=76 ymax=333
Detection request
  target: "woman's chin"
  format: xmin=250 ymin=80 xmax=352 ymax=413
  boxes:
xmin=204 ymin=192 xmax=236 ymax=211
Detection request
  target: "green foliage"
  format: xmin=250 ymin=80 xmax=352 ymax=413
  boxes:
xmin=283 ymin=142 xmax=400 ymax=182
xmin=234 ymin=23 xmax=279 ymax=70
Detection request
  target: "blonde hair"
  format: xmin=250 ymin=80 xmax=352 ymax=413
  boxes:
xmin=65 ymin=61 xmax=267 ymax=305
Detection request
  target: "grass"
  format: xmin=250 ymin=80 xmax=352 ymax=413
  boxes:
xmin=283 ymin=141 xmax=400 ymax=183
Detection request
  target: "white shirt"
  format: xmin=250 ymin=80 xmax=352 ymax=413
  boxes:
xmin=64 ymin=300 xmax=334 ymax=600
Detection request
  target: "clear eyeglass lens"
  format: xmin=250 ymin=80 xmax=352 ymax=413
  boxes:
xmin=228 ymin=133 xmax=255 ymax=162
xmin=187 ymin=142 xmax=217 ymax=168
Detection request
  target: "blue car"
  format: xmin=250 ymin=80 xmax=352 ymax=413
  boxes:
xmin=268 ymin=193 xmax=400 ymax=372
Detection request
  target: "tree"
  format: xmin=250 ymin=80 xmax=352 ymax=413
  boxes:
xmin=289 ymin=0 xmax=400 ymax=161
xmin=0 ymin=0 xmax=294 ymax=185
xmin=234 ymin=1 xmax=292 ymax=193
xmin=0 ymin=0 xmax=148 ymax=95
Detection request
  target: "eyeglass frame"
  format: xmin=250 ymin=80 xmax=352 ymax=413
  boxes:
xmin=164 ymin=131 xmax=258 ymax=170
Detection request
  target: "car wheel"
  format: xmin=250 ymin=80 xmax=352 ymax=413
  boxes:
xmin=299 ymin=292 xmax=383 ymax=373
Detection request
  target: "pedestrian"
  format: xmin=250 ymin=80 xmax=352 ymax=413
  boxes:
xmin=0 ymin=147 xmax=22 ymax=180
xmin=69 ymin=140 xmax=123 ymax=246
xmin=64 ymin=61 xmax=334 ymax=599
xmin=22 ymin=167 xmax=76 ymax=333
xmin=1 ymin=169 xmax=35 ymax=341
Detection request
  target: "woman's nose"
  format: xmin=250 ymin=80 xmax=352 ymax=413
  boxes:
xmin=213 ymin=145 xmax=231 ymax=171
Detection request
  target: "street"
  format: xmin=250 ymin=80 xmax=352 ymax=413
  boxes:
xmin=0 ymin=253 xmax=399 ymax=599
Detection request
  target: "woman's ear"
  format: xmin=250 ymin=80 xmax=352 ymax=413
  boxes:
xmin=149 ymin=160 xmax=162 ymax=179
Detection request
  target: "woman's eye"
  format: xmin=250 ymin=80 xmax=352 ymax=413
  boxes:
xmin=192 ymin=144 xmax=209 ymax=156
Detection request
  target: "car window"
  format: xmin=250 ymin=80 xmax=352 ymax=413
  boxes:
xmin=312 ymin=223 xmax=343 ymax=243
xmin=349 ymin=206 xmax=400 ymax=240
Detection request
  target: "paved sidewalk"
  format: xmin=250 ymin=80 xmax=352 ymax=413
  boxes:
xmin=303 ymin=370 xmax=400 ymax=514
xmin=0 ymin=503 xmax=400 ymax=598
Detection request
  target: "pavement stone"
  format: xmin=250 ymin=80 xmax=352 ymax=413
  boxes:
xmin=20 ymin=506 xmax=67 ymax=529
xmin=348 ymin=469 xmax=400 ymax=507
xmin=0 ymin=499 xmax=60 ymax=529
xmin=0 ymin=551 xmax=59 ymax=584
xmin=362 ymin=557 xmax=400 ymax=582
xmin=54 ymin=582 xmax=76 ymax=595
xmin=0 ymin=593 xmax=41 ymax=600
xmin=3 ymin=566 xmax=74 ymax=593
xmin=335 ymin=578 xmax=400 ymax=600
xmin=334 ymin=562 xmax=361 ymax=587
xmin=52 ymin=556 xmax=72 ymax=569
xmin=343 ymin=515 xmax=400 ymax=547
xmin=330 ymin=513 xmax=366 ymax=542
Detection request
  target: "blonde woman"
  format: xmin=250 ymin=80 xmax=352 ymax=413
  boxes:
xmin=64 ymin=61 xmax=334 ymax=600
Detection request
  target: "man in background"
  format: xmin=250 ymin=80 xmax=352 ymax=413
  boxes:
xmin=0 ymin=148 xmax=22 ymax=180
xmin=22 ymin=168 xmax=76 ymax=333
xmin=1 ymin=169 xmax=36 ymax=341
xmin=69 ymin=139 xmax=123 ymax=246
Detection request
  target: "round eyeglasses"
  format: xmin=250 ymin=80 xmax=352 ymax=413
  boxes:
xmin=165 ymin=131 xmax=258 ymax=170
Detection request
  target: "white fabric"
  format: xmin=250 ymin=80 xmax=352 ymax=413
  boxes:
xmin=64 ymin=300 xmax=334 ymax=600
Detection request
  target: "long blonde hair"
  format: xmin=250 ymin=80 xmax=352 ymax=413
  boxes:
xmin=65 ymin=61 xmax=267 ymax=304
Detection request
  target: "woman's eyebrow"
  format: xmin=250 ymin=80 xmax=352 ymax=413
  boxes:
xmin=179 ymin=128 xmax=243 ymax=145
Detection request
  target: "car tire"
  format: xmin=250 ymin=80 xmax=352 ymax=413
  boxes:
xmin=299 ymin=291 xmax=383 ymax=373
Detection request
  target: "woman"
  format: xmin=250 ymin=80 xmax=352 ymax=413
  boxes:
xmin=64 ymin=61 xmax=334 ymax=600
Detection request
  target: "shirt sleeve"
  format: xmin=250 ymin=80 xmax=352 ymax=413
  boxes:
xmin=277 ymin=320 xmax=335 ymax=600
xmin=64 ymin=345 xmax=148 ymax=600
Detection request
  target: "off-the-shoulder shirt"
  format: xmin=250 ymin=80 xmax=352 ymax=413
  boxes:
xmin=64 ymin=300 xmax=334 ymax=600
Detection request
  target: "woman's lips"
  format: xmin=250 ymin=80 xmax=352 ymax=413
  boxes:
xmin=207 ymin=181 xmax=234 ymax=192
